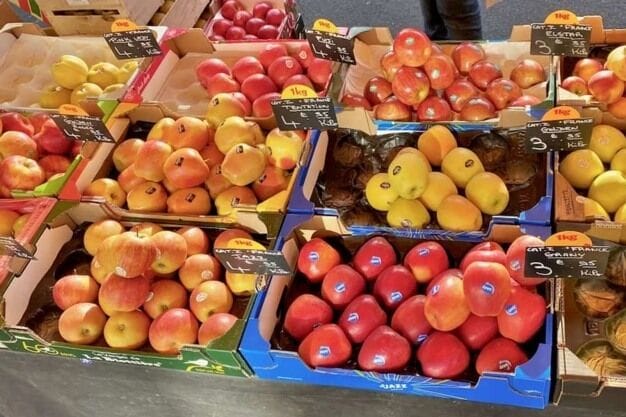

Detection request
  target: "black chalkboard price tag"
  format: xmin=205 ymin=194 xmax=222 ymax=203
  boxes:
xmin=525 ymin=118 xmax=593 ymax=153
xmin=524 ymin=246 xmax=610 ymax=279
xmin=104 ymin=28 xmax=162 ymax=60
xmin=530 ymin=23 xmax=592 ymax=57
xmin=272 ymin=97 xmax=338 ymax=131
xmin=0 ymin=237 xmax=34 ymax=260
xmin=214 ymin=249 xmax=292 ymax=276
xmin=49 ymin=114 xmax=115 ymax=143
xmin=305 ymin=29 xmax=356 ymax=64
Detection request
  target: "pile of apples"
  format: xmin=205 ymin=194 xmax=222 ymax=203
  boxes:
xmin=41 ymin=55 xmax=137 ymax=110
xmin=559 ymin=124 xmax=626 ymax=225
xmin=0 ymin=111 xmax=81 ymax=195
xmin=208 ymin=0 xmax=287 ymax=41
xmin=53 ymin=221 xmax=261 ymax=353
xmin=341 ymin=28 xmax=546 ymax=122
xmin=561 ymin=46 xmax=626 ymax=119
xmin=365 ymin=125 xmax=510 ymax=232
xmin=84 ymin=112 xmax=305 ymax=216
xmin=285 ymin=235 xmax=547 ymax=378
xmin=195 ymin=42 xmax=332 ymax=118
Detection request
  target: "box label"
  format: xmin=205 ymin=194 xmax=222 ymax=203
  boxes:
xmin=272 ymin=97 xmax=338 ymax=131
xmin=214 ymin=249 xmax=292 ymax=275
xmin=524 ymin=246 xmax=610 ymax=279
xmin=104 ymin=28 xmax=162 ymax=60
xmin=305 ymin=30 xmax=356 ymax=64
xmin=0 ymin=237 xmax=34 ymax=259
xmin=50 ymin=114 xmax=115 ymax=143
xmin=530 ymin=23 xmax=592 ymax=57
xmin=525 ymin=118 xmax=593 ymax=152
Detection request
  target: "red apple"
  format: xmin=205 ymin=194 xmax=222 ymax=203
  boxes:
xmin=252 ymin=165 xmax=288 ymax=200
xmin=509 ymin=95 xmax=542 ymax=107
xmin=39 ymin=154 xmax=71 ymax=179
xmin=460 ymin=96 xmax=497 ymax=121
xmin=252 ymin=1 xmax=272 ymax=18
xmin=149 ymin=308 xmax=199 ymax=354
xmin=220 ymin=0 xmax=242 ymax=20
xmin=486 ymin=78 xmax=523 ymax=110
xmin=233 ymin=10 xmax=251 ymax=27
xmin=293 ymin=44 xmax=315 ymax=69
xmin=391 ymin=295 xmax=432 ymax=345
xmin=424 ymin=270 xmax=470 ymax=331
xmin=28 ymin=112 xmax=50 ymax=134
xmin=476 ymin=337 xmax=528 ymax=375
xmin=283 ymin=74 xmax=314 ymax=89
xmin=404 ymin=241 xmax=449 ymax=284
xmin=95 ymin=232 xmax=157 ymax=279
xmin=469 ymin=60 xmax=503 ymax=90
xmin=252 ymin=92 xmax=280 ymax=118
xmin=416 ymin=96 xmax=452 ymax=121
xmin=212 ymin=18 xmax=233 ymax=37
xmin=163 ymin=147 xmax=210 ymax=190
xmin=497 ymin=286 xmax=546 ymax=343
xmin=297 ymin=238 xmax=341 ymax=283
xmin=150 ymin=230 xmax=189 ymax=275
xmin=393 ymin=28 xmax=432 ymax=67
xmin=392 ymin=66 xmax=430 ymax=106
xmin=307 ymin=58 xmax=332 ymax=89
xmin=206 ymin=73 xmax=240 ymax=97
xmin=0 ymin=155 xmax=45 ymax=191
xmin=225 ymin=25 xmax=247 ymax=40
xmin=265 ymin=8 xmax=285 ymax=26
xmin=268 ymin=56 xmax=303 ymax=88
xmin=561 ymin=75 xmax=588 ymax=96
xmin=321 ymin=264 xmax=366 ymax=310
xmin=423 ymin=53 xmax=457 ymax=90
xmin=417 ymin=331 xmax=470 ymax=379
xmin=445 ymin=78 xmax=479 ymax=112
xmin=510 ymin=59 xmax=546 ymax=89
xmin=358 ymin=325 xmax=411 ymax=372
xmin=374 ymin=97 xmax=412 ymax=121
xmin=179 ymin=253 xmax=222 ymax=291
xmin=0 ymin=112 xmax=34 ymax=136
xmin=213 ymin=229 xmax=252 ymax=250
xmin=98 ymin=273 xmax=151 ymax=316
xmin=259 ymin=43 xmax=288 ymax=69
xmin=245 ymin=17 xmax=265 ymax=36
xmin=198 ymin=312 xmax=238 ymax=345
xmin=373 ymin=265 xmax=417 ymax=310
xmin=33 ymin=119 xmax=73 ymax=155
xmin=298 ymin=324 xmax=352 ymax=367
xmin=588 ymin=70 xmax=625 ymax=104
xmin=574 ymin=58 xmax=604 ymax=83
xmin=451 ymin=42 xmax=486 ymax=75
xmin=340 ymin=93 xmax=372 ymax=110
xmin=353 ymin=236 xmax=397 ymax=281
xmin=232 ymin=56 xmax=265 ymax=84
xmin=241 ymin=73 xmax=278 ymax=102
xmin=0 ymin=131 xmax=38 ymax=159
xmin=363 ymin=76 xmax=393 ymax=106
xmin=456 ymin=314 xmax=498 ymax=350
xmin=196 ymin=58 xmax=231 ymax=89
xmin=53 ymin=274 xmax=99 ymax=311
xmin=380 ymin=50 xmax=403 ymax=81
xmin=258 ymin=25 xmax=279 ymax=39
xmin=463 ymin=261 xmax=512 ymax=317
xmin=229 ymin=91 xmax=252 ymax=116
xmin=143 ymin=280 xmax=187 ymax=320
xmin=459 ymin=244 xmax=506 ymax=272
xmin=284 ymin=294 xmax=333 ymax=341
xmin=506 ymin=235 xmax=546 ymax=286
xmin=338 ymin=295 xmax=387 ymax=344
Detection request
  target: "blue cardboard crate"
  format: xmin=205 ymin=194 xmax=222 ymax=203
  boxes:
xmin=239 ymin=214 xmax=554 ymax=409
xmin=288 ymin=127 xmax=554 ymax=243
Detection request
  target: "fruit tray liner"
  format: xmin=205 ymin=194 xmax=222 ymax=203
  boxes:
xmin=16 ymin=222 xmax=267 ymax=353
xmin=312 ymin=128 xmax=547 ymax=231
xmin=0 ymin=33 xmax=127 ymax=108
xmin=269 ymin=232 xmax=548 ymax=384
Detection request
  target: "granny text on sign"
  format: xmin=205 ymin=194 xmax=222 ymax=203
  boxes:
xmin=50 ymin=114 xmax=115 ymax=143
xmin=525 ymin=118 xmax=593 ymax=153
xmin=104 ymin=28 xmax=162 ymax=60
xmin=530 ymin=23 xmax=592 ymax=57
xmin=523 ymin=246 xmax=610 ymax=279
xmin=305 ymin=30 xmax=356 ymax=64
xmin=272 ymin=97 xmax=338 ymax=131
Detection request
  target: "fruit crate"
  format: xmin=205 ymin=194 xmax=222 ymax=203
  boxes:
xmin=0 ymin=107 xmax=127 ymax=200
xmin=288 ymin=127 xmax=553 ymax=242
xmin=0 ymin=200 xmax=274 ymax=377
xmin=553 ymin=231 xmax=626 ymax=409
xmin=333 ymin=27 xmax=556 ymax=134
xmin=70 ymin=103 xmax=321 ymax=237
xmin=124 ymin=29 xmax=334 ymax=125
xmin=239 ymin=213 xmax=554 ymax=409
xmin=0 ymin=197 xmax=56 ymax=289
xmin=204 ymin=0 xmax=300 ymax=42
xmin=5 ymin=0 xmax=47 ymax=24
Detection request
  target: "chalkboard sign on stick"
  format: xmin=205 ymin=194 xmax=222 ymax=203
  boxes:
xmin=523 ymin=246 xmax=610 ymax=279
xmin=525 ymin=118 xmax=593 ymax=153
xmin=104 ymin=28 xmax=162 ymax=60
xmin=272 ymin=97 xmax=338 ymax=131
xmin=530 ymin=23 xmax=592 ymax=57
xmin=305 ymin=30 xmax=356 ymax=64
xmin=214 ymin=249 xmax=292 ymax=276
xmin=50 ymin=114 xmax=115 ymax=143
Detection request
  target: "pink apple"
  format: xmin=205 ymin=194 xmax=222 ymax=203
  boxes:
xmin=252 ymin=1 xmax=272 ymax=18
xmin=232 ymin=56 xmax=265 ymax=84
xmin=212 ymin=18 xmax=233 ymax=37
xmin=241 ymin=73 xmax=278 ymax=102
xmin=252 ymin=92 xmax=280 ymax=118
xmin=265 ymin=8 xmax=286 ymax=26
xmin=196 ymin=58 xmax=231 ymax=89
xmin=245 ymin=17 xmax=266 ymax=35
xmin=259 ymin=43 xmax=288 ymax=70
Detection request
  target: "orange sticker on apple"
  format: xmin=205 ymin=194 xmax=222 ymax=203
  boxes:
xmin=312 ymin=18 xmax=339 ymax=34
xmin=111 ymin=19 xmax=139 ymax=32
xmin=281 ymin=84 xmax=318 ymax=99
xmin=58 ymin=104 xmax=88 ymax=116
xmin=226 ymin=238 xmax=266 ymax=251
xmin=545 ymin=231 xmax=593 ymax=247
xmin=541 ymin=106 xmax=581 ymax=121
xmin=544 ymin=10 xmax=578 ymax=25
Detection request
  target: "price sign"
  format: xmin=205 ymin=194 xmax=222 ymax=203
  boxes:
xmin=272 ymin=97 xmax=338 ymax=131
xmin=214 ymin=249 xmax=292 ymax=276
xmin=525 ymin=118 xmax=593 ymax=153
xmin=305 ymin=30 xmax=356 ymax=64
xmin=530 ymin=23 xmax=592 ymax=57
xmin=50 ymin=114 xmax=115 ymax=143
xmin=0 ymin=237 xmax=34 ymax=259
xmin=104 ymin=28 xmax=162 ymax=60
xmin=524 ymin=246 xmax=610 ymax=279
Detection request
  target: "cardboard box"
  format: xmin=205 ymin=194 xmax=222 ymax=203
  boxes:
xmin=5 ymin=0 xmax=46 ymax=23
xmin=0 ymin=197 xmax=56 ymax=289
xmin=74 ymin=103 xmax=320 ymax=236
xmin=0 ymin=201 xmax=264 ymax=377
xmin=204 ymin=0 xmax=298 ymax=41
xmin=334 ymin=27 xmax=555 ymax=135
xmin=288 ymin=128 xmax=553 ymax=243
xmin=126 ymin=29 xmax=334 ymax=125
xmin=0 ymin=107 xmax=127 ymax=199
xmin=239 ymin=213 xmax=554 ymax=409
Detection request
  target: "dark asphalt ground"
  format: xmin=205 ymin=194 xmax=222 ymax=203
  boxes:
xmin=299 ymin=0 xmax=626 ymax=39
